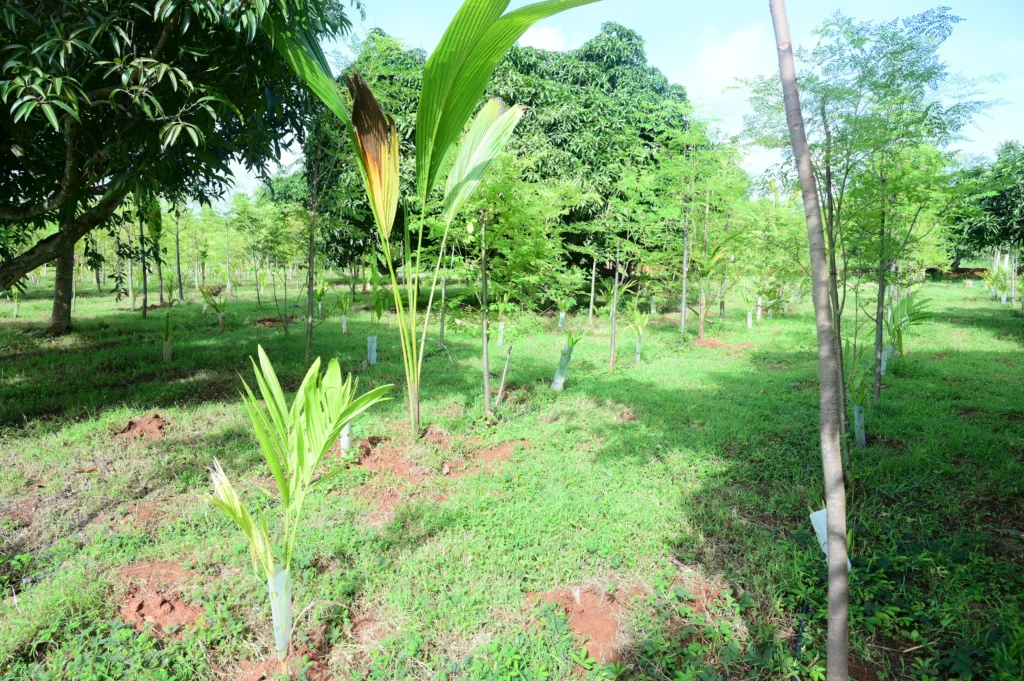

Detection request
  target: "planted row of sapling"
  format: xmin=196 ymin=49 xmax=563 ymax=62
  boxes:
xmin=846 ymin=290 xmax=932 ymax=448
xmin=981 ymin=263 xmax=1018 ymax=308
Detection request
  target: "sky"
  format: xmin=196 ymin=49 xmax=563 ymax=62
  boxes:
xmin=228 ymin=0 xmax=1024 ymax=194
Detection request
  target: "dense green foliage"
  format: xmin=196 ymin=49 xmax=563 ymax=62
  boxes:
xmin=0 ymin=0 xmax=359 ymax=290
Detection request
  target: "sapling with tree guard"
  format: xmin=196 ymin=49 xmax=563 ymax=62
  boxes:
xmin=551 ymin=330 xmax=583 ymax=392
xmin=631 ymin=311 xmax=649 ymax=366
xmin=338 ymin=294 xmax=352 ymax=335
xmin=366 ymin=289 xmax=385 ymax=366
xmin=209 ymin=347 xmax=389 ymax=673
xmin=9 ymin=287 xmax=20 ymax=319
xmin=313 ymin=278 xmax=328 ymax=318
xmin=161 ymin=313 xmax=175 ymax=363
xmin=202 ymin=288 xmax=228 ymax=332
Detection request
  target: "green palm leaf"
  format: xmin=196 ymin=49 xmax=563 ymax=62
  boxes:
xmin=443 ymin=98 xmax=525 ymax=225
xmin=416 ymin=0 xmax=601 ymax=201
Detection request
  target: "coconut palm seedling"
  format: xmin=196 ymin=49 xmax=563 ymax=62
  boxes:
xmin=338 ymin=294 xmax=352 ymax=335
xmin=844 ymin=340 xmax=870 ymax=448
xmin=491 ymin=292 xmax=514 ymax=346
xmin=551 ymin=329 xmax=584 ymax=392
xmin=210 ymin=347 xmax=390 ymax=673
xmin=202 ymin=288 xmax=228 ymax=331
xmin=555 ymin=296 xmax=574 ymax=331
xmin=313 ymin=278 xmax=328 ymax=318
xmin=160 ymin=313 xmax=175 ymax=363
xmin=884 ymin=291 xmax=931 ymax=361
xmin=270 ymin=0 xmax=597 ymax=432
xmin=6 ymin=287 xmax=21 ymax=319
xmin=630 ymin=311 xmax=650 ymax=366
xmin=367 ymin=289 xmax=386 ymax=366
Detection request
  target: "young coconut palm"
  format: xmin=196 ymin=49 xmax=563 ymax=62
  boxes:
xmin=270 ymin=0 xmax=597 ymax=432
xmin=338 ymin=293 xmax=352 ymax=334
xmin=551 ymin=329 xmax=584 ymax=392
xmin=630 ymin=311 xmax=650 ymax=366
xmin=884 ymin=291 xmax=931 ymax=359
xmin=313 ymin=278 xmax=328 ymax=319
xmin=201 ymin=288 xmax=228 ymax=331
xmin=210 ymin=347 xmax=390 ymax=672
xmin=160 ymin=313 xmax=175 ymax=363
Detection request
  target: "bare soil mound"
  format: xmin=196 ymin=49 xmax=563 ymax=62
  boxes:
xmin=115 ymin=413 xmax=167 ymax=441
xmin=117 ymin=561 xmax=203 ymax=637
xmin=528 ymin=585 xmax=640 ymax=664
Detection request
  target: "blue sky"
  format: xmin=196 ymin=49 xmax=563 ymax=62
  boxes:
xmin=231 ymin=0 xmax=1024 ymax=191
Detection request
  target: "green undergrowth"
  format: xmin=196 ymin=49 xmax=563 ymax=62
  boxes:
xmin=1 ymin=279 xmax=1022 ymax=679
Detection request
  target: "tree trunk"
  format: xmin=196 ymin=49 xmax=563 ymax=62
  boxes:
xmin=770 ymin=3 xmax=849 ymax=679
xmin=872 ymin=179 xmax=888 ymax=403
xmin=156 ymin=249 xmax=164 ymax=305
xmin=589 ymin=255 xmax=597 ymax=324
xmin=305 ymin=207 xmax=317 ymax=369
xmin=224 ymin=221 xmax=232 ymax=299
xmin=48 ymin=239 xmax=75 ymax=335
xmin=127 ymin=228 xmax=136 ymax=311
xmin=680 ymin=224 xmax=689 ymax=334
xmin=481 ymin=221 xmax=492 ymax=415
xmin=609 ymin=258 xmax=619 ymax=370
xmin=175 ymin=227 xmax=184 ymax=302
xmin=139 ymin=209 xmax=148 ymax=317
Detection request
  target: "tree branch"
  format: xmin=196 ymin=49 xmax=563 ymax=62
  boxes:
xmin=0 ymin=184 xmax=129 ymax=291
xmin=0 ymin=119 xmax=80 ymax=222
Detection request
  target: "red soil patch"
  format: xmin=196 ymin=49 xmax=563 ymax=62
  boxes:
xmin=357 ymin=487 xmax=403 ymax=528
xmin=233 ymin=625 xmax=332 ymax=681
xmin=478 ymin=439 xmax=528 ymax=466
xmin=117 ymin=561 xmax=203 ymax=637
xmin=350 ymin=610 xmax=384 ymax=645
xmin=129 ymin=499 xmax=178 ymax=529
xmin=528 ymin=586 xmax=640 ymax=664
xmin=357 ymin=437 xmax=430 ymax=483
xmin=115 ymin=413 xmax=168 ymax=441
xmin=3 ymin=496 xmax=39 ymax=530
xmin=692 ymin=337 xmax=753 ymax=353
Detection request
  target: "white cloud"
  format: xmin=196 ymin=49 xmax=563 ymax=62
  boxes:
xmin=518 ymin=24 xmax=586 ymax=52
xmin=672 ymin=23 xmax=780 ymax=174
xmin=676 ymin=23 xmax=777 ymax=131
xmin=519 ymin=25 xmax=567 ymax=51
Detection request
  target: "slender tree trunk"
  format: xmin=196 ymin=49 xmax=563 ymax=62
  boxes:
xmin=821 ymin=114 xmax=851 ymax=467
xmin=48 ymin=237 xmax=75 ymax=335
xmin=128 ymin=228 xmax=136 ymax=311
xmin=156 ymin=249 xmax=164 ymax=305
xmin=224 ymin=221 xmax=232 ymax=298
xmin=719 ymin=268 xmax=727 ymax=322
xmin=770 ymin=3 xmax=849 ymax=679
xmin=873 ymin=179 xmax=888 ymax=402
xmin=589 ymin=255 xmax=597 ymax=324
xmin=609 ymin=257 xmax=620 ymax=370
xmin=139 ymin=209 xmax=148 ymax=317
xmin=698 ymin=191 xmax=710 ymax=339
xmin=175 ymin=227 xmax=184 ymax=302
xmin=254 ymin=250 xmax=262 ymax=309
xmin=305 ymin=208 xmax=317 ymax=369
xmin=681 ymin=224 xmax=689 ymax=334
xmin=481 ymin=221 xmax=492 ymax=415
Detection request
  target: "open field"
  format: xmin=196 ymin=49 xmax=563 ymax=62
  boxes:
xmin=1 ymin=279 xmax=1022 ymax=680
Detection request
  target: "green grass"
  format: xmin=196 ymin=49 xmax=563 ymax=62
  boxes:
xmin=1 ymin=278 xmax=1022 ymax=680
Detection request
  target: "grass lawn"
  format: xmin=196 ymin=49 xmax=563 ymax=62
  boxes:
xmin=0 ymin=278 xmax=1022 ymax=680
